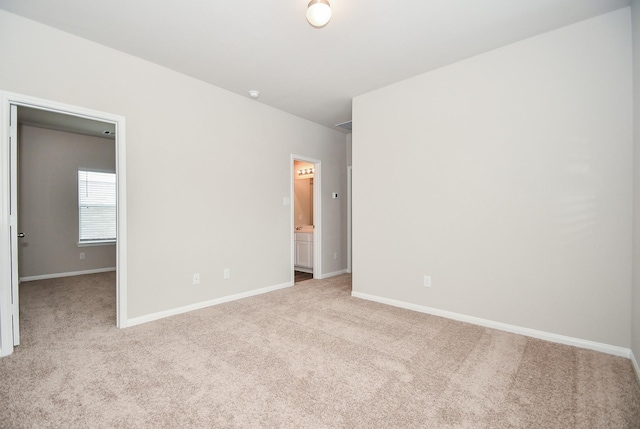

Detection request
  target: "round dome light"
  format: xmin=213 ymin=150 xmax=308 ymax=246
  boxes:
xmin=306 ymin=0 xmax=331 ymax=28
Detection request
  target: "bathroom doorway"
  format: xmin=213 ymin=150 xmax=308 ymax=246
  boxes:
xmin=291 ymin=156 xmax=321 ymax=283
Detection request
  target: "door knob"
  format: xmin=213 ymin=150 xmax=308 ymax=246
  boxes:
xmin=17 ymin=233 xmax=25 ymax=238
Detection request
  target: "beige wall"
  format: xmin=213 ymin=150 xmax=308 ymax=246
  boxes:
xmin=18 ymin=126 xmax=116 ymax=278
xmin=0 ymin=10 xmax=347 ymax=320
xmin=353 ymin=9 xmax=633 ymax=347
xmin=632 ymin=0 xmax=640 ymax=363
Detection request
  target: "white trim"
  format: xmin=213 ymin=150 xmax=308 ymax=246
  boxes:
xmin=115 ymin=117 xmax=127 ymax=329
xmin=0 ymin=96 xmax=13 ymax=356
xmin=20 ymin=267 xmax=116 ymax=283
xmin=0 ymin=91 xmax=127 ymax=356
xmin=127 ymin=281 xmax=294 ymax=327
xmin=317 ymin=269 xmax=348 ymax=279
xmin=631 ymin=351 xmax=640 ymax=383
xmin=351 ymin=291 xmax=632 ymax=359
xmin=313 ymin=163 xmax=321 ymax=278
xmin=78 ymin=241 xmax=116 ymax=247
xmin=347 ymin=166 xmax=352 ymax=274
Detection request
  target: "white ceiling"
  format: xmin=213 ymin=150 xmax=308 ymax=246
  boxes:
xmin=0 ymin=0 xmax=631 ymax=132
xmin=18 ymin=106 xmax=116 ymax=139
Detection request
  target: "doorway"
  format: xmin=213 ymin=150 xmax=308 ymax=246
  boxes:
xmin=291 ymin=155 xmax=321 ymax=283
xmin=0 ymin=91 xmax=128 ymax=357
xmin=18 ymin=107 xmax=116 ymax=282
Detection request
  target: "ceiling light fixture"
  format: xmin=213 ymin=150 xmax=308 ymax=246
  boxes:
xmin=248 ymin=90 xmax=260 ymax=99
xmin=306 ymin=0 xmax=331 ymax=28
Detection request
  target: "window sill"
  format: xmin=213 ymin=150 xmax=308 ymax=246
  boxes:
xmin=78 ymin=241 xmax=116 ymax=247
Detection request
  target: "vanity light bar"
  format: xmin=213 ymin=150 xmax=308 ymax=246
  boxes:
xmin=297 ymin=168 xmax=314 ymax=176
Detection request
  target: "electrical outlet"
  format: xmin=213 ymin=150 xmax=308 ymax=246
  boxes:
xmin=424 ymin=275 xmax=431 ymax=288
xmin=79 ymin=252 xmax=85 ymax=260
xmin=224 ymin=268 xmax=230 ymax=279
xmin=334 ymin=252 xmax=338 ymax=260
xmin=193 ymin=273 xmax=200 ymax=285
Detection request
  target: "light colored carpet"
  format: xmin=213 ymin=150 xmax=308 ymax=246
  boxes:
xmin=1 ymin=272 xmax=639 ymax=428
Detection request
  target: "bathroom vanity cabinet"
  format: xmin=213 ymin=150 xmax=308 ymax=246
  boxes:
xmin=294 ymin=233 xmax=313 ymax=271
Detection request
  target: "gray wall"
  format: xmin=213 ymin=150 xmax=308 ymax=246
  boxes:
xmin=353 ymin=9 xmax=632 ymax=348
xmin=18 ymin=125 xmax=116 ymax=278
xmin=0 ymin=9 xmax=347 ymax=320
xmin=632 ymin=0 xmax=640 ymax=365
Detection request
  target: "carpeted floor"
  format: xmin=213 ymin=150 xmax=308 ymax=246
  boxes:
xmin=1 ymin=272 xmax=639 ymax=428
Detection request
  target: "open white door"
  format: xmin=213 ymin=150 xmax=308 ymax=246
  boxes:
xmin=9 ymin=104 xmax=19 ymax=346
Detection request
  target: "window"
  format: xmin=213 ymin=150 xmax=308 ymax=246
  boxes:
xmin=78 ymin=169 xmax=116 ymax=244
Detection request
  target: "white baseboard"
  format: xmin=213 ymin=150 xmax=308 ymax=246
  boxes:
xmin=351 ymin=291 xmax=632 ymax=359
xmin=126 ymin=281 xmax=294 ymax=328
xmin=20 ymin=267 xmax=116 ymax=282
xmin=631 ymin=351 xmax=640 ymax=383
xmin=318 ymin=269 xmax=348 ymax=279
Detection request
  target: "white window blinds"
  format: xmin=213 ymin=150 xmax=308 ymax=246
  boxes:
xmin=78 ymin=170 xmax=116 ymax=243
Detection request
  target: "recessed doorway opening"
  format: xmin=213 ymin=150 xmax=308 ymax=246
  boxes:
xmin=291 ymin=155 xmax=321 ymax=284
xmin=0 ymin=91 xmax=127 ymax=358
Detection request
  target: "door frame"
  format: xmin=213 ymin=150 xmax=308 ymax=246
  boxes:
xmin=9 ymin=104 xmax=18 ymax=346
xmin=347 ymin=166 xmax=352 ymax=274
xmin=0 ymin=91 xmax=128 ymax=357
xmin=291 ymin=154 xmax=321 ymax=281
